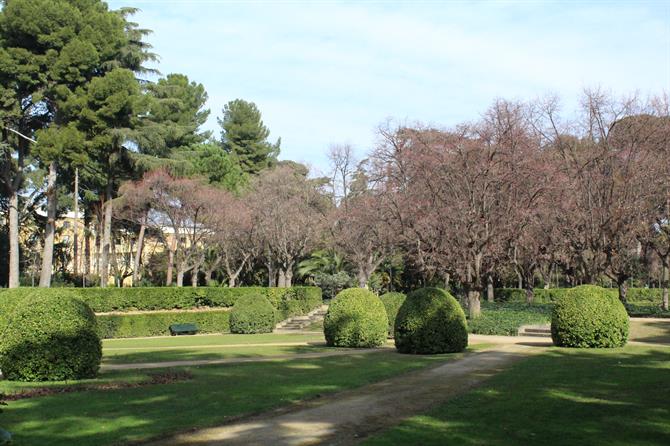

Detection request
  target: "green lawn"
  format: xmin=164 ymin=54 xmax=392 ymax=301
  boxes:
xmin=363 ymin=345 xmax=670 ymax=446
xmin=630 ymin=319 xmax=670 ymax=344
xmin=101 ymin=332 xmax=328 ymax=364
xmin=0 ymin=350 xmax=467 ymax=446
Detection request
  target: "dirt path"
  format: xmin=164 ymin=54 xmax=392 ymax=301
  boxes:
xmin=145 ymin=344 xmax=541 ymax=446
xmin=104 ymin=341 xmax=326 ymax=351
xmin=101 ymin=347 xmax=386 ymax=371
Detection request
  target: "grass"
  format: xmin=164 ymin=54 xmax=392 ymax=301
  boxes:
xmin=100 ymin=332 xmax=329 ymax=364
xmin=363 ymin=344 xmax=670 ymax=446
xmin=0 ymin=350 xmax=468 ymax=446
xmin=468 ymin=302 xmax=552 ymax=335
xmin=630 ymin=319 xmax=670 ymax=344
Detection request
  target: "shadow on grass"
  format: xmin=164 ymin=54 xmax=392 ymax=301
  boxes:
xmin=0 ymin=349 xmax=457 ymax=446
xmin=102 ymin=344 xmax=329 ymax=365
xmin=363 ymin=346 xmax=670 ymax=446
xmin=629 ymin=319 xmax=670 ymax=345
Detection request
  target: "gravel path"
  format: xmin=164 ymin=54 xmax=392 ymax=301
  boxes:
xmin=144 ymin=343 xmax=541 ymax=446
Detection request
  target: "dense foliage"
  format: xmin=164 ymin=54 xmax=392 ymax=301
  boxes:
xmin=394 ymin=288 xmax=468 ymax=354
xmin=551 ymin=285 xmax=629 ymax=348
xmin=323 ymin=288 xmax=388 ymax=348
xmin=96 ymin=310 xmax=230 ymax=338
xmin=379 ymin=292 xmax=406 ymax=337
xmin=468 ymin=302 xmax=552 ymax=336
xmin=0 ymin=292 xmax=102 ymax=381
xmin=229 ymin=295 xmax=277 ymax=334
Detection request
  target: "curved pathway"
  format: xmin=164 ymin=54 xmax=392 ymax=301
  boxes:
xmin=144 ymin=342 xmax=544 ymax=446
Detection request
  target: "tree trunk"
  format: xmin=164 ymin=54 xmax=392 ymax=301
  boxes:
xmin=73 ymin=168 xmax=79 ymax=277
xmin=525 ymin=286 xmax=534 ymax=305
xmin=39 ymin=161 xmax=58 ymax=287
xmin=617 ymin=279 xmax=628 ymax=305
xmin=467 ymin=290 xmax=481 ymax=318
xmin=228 ymin=275 xmax=237 ymax=288
xmin=267 ymin=261 xmax=276 ymax=287
xmin=84 ymin=213 xmax=91 ymax=276
xmin=166 ymin=239 xmax=176 ymax=286
xmin=486 ymin=275 xmax=494 ymax=302
xmin=516 ymin=271 xmax=523 ymax=289
xmin=285 ymin=267 xmax=293 ymax=288
xmin=191 ymin=268 xmax=198 ymax=288
xmin=132 ymin=222 xmax=146 ymax=286
xmin=8 ymin=190 xmax=20 ymax=288
xmin=99 ymin=191 xmax=113 ymax=287
xmin=662 ymin=261 xmax=669 ymax=312
xmin=176 ymin=268 xmax=184 ymax=287
xmin=278 ymin=269 xmax=286 ymax=288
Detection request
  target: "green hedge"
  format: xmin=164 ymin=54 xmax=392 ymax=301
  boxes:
xmin=96 ymin=310 xmax=230 ymax=339
xmin=395 ymin=288 xmax=468 ymax=354
xmin=0 ymin=292 xmax=102 ymax=381
xmin=229 ymin=295 xmax=277 ymax=334
xmin=468 ymin=302 xmax=552 ymax=336
xmin=379 ymin=292 xmax=406 ymax=337
xmin=324 ymin=288 xmax=388 ymax=348
xmin=494 ymin=287 xmax=664 ymax=305
xmin=0 ymin=286 xmax=321 ymax=315
xmin=551 ymin=285 xmax=629 ymax=348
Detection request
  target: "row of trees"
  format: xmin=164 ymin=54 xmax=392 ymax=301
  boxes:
xmin=0 ymin=0 xmax=278 ymax=288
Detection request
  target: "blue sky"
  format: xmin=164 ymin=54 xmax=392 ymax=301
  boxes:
xmin=107 ymin=0 xmax=670 ymax=173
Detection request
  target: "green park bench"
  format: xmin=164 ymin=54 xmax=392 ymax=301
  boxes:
xmin=169 ymin=323 xmax=199 ymax=336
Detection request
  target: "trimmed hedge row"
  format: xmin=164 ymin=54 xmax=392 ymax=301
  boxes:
xmin=96 ymin=310 xmax=231 ymax=339
xmin=0 ymin=286 xmax=321 ymax=317
xmin=494 ymin=287 xmax=664 ymax=304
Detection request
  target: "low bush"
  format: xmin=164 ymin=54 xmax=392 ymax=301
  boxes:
xmin=96 ymin=309 xmax=230 ymax=338
xmin=0 ymin=286 xmax=321 ymax=314
xmin=468 ymin=302 xmax=552 ymax=336
xmin=0 ymin=292 xmax=102 ymax=381
xmin=395 ymin=288 xmax=468 ymax=354
xmin=551 ymin=285 xmax=629 ymax=348
xmin=324 ymin=288 xmax=388 ymax=348
xmin=379 ymin=292 xmax=406 ymax=337
xmin=229 ymin=295 xmax=277 ymax=334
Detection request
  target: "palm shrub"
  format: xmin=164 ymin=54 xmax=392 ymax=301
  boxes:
xmin=0 ymin=292 xmax=102 ymax=381
xmin=395 ymin=287 xmax=468 ymax=354
xmin=551 ymin=285 xmax=629 ymax=348
xmin=379 ymin=292 xmax=406 ymax=337
xmin=323 ymin=288 xmax=388 ymax=348
xmin=229 ymin=294 xmax=277 ymax=334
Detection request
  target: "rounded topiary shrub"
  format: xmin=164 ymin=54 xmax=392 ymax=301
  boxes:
xmin=379 ymin=292 xmax=406 ymax=337
xmin=0 ymin=292 xmax=102 ymax=382
xmin=394 ymin=287 xmax=468 ymax=354
xmin=323 ymin=288 xmax=388 ymax=348
xmin=229 ymin=294 xmax=277 ymax=334
xmin=551 ymin=285 xmax=629 ymax=348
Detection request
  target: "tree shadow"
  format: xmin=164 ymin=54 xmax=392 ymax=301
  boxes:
xmin=0 ymin=349 xmax=453 ymax=446
xmin=363 ymin=346 xmax=670 ymax=446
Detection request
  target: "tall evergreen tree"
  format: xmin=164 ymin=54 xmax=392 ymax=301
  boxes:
xmin=218 ymin=99 xmax=280 ymax=174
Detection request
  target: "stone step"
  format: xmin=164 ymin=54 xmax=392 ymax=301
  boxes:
xmin=518 ymin=324 xmax=551 ymax=337
xmin=274 ymin=304 xmax=329 ymax=331
xmin=524 ymin=328 xmax=551 ymax=334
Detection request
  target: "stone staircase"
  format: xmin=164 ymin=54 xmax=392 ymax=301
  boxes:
xmin=518 ymin=324 xmax=551 ymax=337
xmin=275 ymin=304 xmax=329 ymax=332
